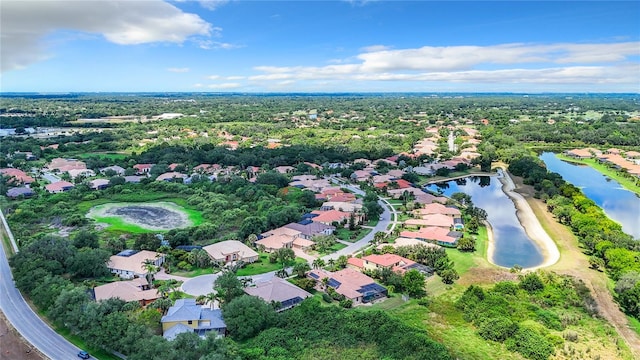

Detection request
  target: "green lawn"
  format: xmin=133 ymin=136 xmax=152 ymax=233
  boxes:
xmin=313 ymin=242 xmax=348 ymax=256
xmin=445 ymin=226 xmax=490 ymax=275
xmin=366 ymin=218 xmax=379 ymax=227
xmin=557 ymin=154 xmax=640 ymax=195
xmin=336 ymin=228 xmax=372 ymax=242
xmin=171 ymin=267 xmax=217 ymax=278
xmin=235 ymin=253 xmax=307 ymax=276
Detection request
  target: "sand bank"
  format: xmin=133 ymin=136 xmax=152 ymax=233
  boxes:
xmin=488 ymin=169 xmax=560 ymax=270
xmin=86 ymin=201 xmax=192 ymax=231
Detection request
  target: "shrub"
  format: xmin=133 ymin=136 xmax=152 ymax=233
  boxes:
xmin=477 ymin=317 xmax=518 ymax=342
xmin=563 ymin=330 xmax=579 ymax=342
xmin=339 ymin=299 xmax=353 ymax=308
xmin=520 ymin=273 xmax=545 ymax=293
xmin=505 ymin=325 xmax=554 ymax=360
xmin=321 ymin=293 xmax=333 ymax=303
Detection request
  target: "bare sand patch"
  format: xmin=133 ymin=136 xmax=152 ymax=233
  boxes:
xmin=86 ymin=202 xmax=192 ymax=231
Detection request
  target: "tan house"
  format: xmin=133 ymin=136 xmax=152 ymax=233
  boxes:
xmin=307 ymin=268 xmax=387 ymax=305
xmin=320 ymin=201 xmax=362 ymax=213
xmin=256 ymin=227 xmax=302 ymax=252
xmin=93 ymin=278 xmax=159 ymax=305
xmin=414 ymin=203 xmax=461 ymax=218
xmin=347 ymin=254 xmax=432 ymax=275
xmin=244 ymin=277 xmax=311 ymax=312
xmin=107 ymin=250 xmax=165 ymax=279
xmin=203 ymin=240 xmax=259 ymax=265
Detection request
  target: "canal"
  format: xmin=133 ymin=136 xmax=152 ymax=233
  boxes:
xmin=539 ymin=152 xmax=640 ymax=239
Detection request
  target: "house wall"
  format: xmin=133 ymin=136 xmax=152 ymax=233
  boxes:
xmin=162 ymin=320 xmax=198 ymax=332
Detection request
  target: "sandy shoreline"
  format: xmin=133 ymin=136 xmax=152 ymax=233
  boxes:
xmin=486 ymin=169 xmax=560 ymax=271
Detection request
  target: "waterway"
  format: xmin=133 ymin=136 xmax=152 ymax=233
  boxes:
xmin=426 ymin=176 xmax=544 ymax=268
xmin=540 ymin=152 xmax=640 ymax=239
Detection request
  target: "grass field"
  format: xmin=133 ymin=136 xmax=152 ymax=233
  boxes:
xmin=335 ymin=228 xmax=371 ymax=242
xmin=171 ymin=267 xmax=217 ymax=278
xmin=556 ymin=154 xmax=640 ymax=195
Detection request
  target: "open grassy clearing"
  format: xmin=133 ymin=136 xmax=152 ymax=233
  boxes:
xmin=556 ymin=154 xmax=640 ymax=195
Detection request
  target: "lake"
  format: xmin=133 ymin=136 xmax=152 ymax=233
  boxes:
xmin=540 ymin=152 xmax=640 ymax=239
xmin=426 ymin=176 xmax=544 ymax=268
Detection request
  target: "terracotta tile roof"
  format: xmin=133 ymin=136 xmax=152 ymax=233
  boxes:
xmin=45 ymin=180 xmax=75 ymax=193
xmin=311 ymin=209 xmax=350 ymax=224
xmin=363 ymin=254 xmax=415 ymax=268
xmin=94 ymin=278 xmax=160 ymax=303
xmin=0 ymin=168 xmax=34 ymax=184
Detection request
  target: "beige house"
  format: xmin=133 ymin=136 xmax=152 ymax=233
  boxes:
xmin=93 ymin=278 xmax=159 ymax=305
xmin=256 ymin=227 xmax=302 ymax=252
xmin=203 ymin=240 xmax=259 ymax=265
xmin=107 ymin=250 xmax=165 ymax=279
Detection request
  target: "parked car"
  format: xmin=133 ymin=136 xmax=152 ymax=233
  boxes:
xmin=77 ymin=351 xmax=90 ymax=359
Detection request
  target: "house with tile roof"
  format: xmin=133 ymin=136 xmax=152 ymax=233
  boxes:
xmin=405 ymin=214 xmax=454 ymax=229
xmin=0 ymin=168 xmax=35 ymax=185
xmin=45 ymin=180 xmax=75 ymax=193
xmin=307 ymin=268 xmax=387 ymax=305
xmin=244 ymin=277 xmax=311 ymax=312
xmin=321 ymin=201 xmax=362 ymax=213
xmin=414 ymin=203 xmax=461 ymax=218
xmin=93 ymin=278 xmax=159 ymax=305
xmin=107 ymin=250 xmax=165 ymax=279
xmin=89 ymin=178 xmax=110 ymax=190
xmin=256 ymin=227 xmax=302 ymax=252
xmin=161 ymin=299 xmax=226 ymax=340
xmin=156 ymin=172 xmax=187 ymax=182
xmin=311 ymin=209 xmax=350 ymax=225
xmin=348 ymin=254 xmax=434 ymax=276
xmin=202 ymin=240 xmax=259 ymax=265
xmin=400 ymin=227 xmax=462 ymax=247
xmin=133 ymin=163 xmax=154 ymax=174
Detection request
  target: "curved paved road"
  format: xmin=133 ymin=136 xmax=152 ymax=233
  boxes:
xmin=0 ymin=210 xmax=87 ymax=359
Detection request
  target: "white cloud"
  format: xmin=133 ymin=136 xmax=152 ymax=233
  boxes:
xmin=207 ymin=75 xmax=221 ymax=80
xmin=207 ymin=82 xmax=242 ymax=89
xmin=198 ymin=0 xmax=230 ymax=11
xmin=198 ymin=40 xmax=243 ymax=50
xmin=244 ymin=42 xmax=639 ymax=87
xmin=167 ymin=67 xmax=190 ymax=73
xmin=360 ymin=45 xmax=391 ymax=52
xmin=1 ymin=0 xmax=212 ymax=72
xmin=225 ymin=76 xmax=245 ymax=80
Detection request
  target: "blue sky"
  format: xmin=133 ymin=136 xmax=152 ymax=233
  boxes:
xmin=1 ymin=1 xmax=639 ymax=92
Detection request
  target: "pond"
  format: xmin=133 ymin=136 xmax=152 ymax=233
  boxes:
xmin=540 ymin=152 xmax=640 ymax=239
xmin=426 ymin=176 xmax=545 ymax=268
xmin=86 ymin=201 xmax=193 ymax=231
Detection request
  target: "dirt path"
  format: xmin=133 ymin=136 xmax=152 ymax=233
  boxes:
xmin=0 ymin=311 xmax=45 ymax=360
xmin=511 ymin=173 xmax=640 ymax=357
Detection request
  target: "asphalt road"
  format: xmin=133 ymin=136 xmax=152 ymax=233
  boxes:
xmin=0 ymin=209 xmax=87 ymax=360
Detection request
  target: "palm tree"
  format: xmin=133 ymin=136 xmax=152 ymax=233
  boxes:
xmin=312 ymin=258 xmax=325 ymax=269
xmin=327 ymin=258 xmax=336 ymax=270
xmin=292 ymin=262 xmax=311 ymax=278
xmin=204 ymin=292 xmax=217 ymax=309
xmin=245 ymin=234 xmax=258 ymax=247
xmin=142 ymin=259 xmax=159 ymax=286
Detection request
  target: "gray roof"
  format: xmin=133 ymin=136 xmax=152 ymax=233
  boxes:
xmin=6 ymin=187 xmax=34 ymax=197
xmin=199 ymin=309 xmax=226 ymax=330
xmin=161 ymin=299 xmax=226 ymax=330
xmin=163 ymin=323 xmax=193 ymax=341
xmin=161 ymin=299 xmax=201 ymax=322
xmin=244 ymin=277 xmax=312 ymax=304
xmin=284 ymin=222 xmax=335 ymax=237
